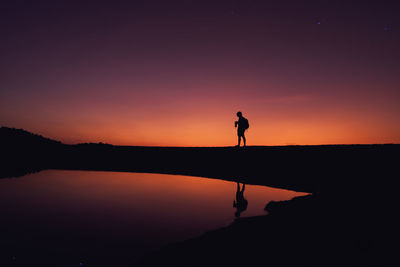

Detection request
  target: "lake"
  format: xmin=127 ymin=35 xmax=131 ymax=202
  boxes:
xmin=0 ymin=170 xmax=307 ymax=266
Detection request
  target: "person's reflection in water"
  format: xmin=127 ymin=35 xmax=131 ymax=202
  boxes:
xmin=233 ymin=182 xmax=248 ymax=218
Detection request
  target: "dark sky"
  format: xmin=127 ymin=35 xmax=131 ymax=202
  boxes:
xmin=1 ymin=0 xmax=399 ymax=145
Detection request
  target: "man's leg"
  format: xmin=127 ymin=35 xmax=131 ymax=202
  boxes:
xmin=243 ymin=135 xmax=246 ymax=147
xmin=237 ymin=136 xmax=241 ymax=147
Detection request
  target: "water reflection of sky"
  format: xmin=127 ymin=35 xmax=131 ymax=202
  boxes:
xmin=0 ymin=170 xmax=307 ymax=266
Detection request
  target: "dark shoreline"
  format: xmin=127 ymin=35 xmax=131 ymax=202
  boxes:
xmin=1 ymin=127 xmax=399 ymax=266
xmin=3 ymin=141 xmax=398 ymax=193
xmin=135 ymin=190 xmax=398 ymax=267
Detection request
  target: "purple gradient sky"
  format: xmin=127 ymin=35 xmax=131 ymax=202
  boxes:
xmin=1 ymin=0 xmax=399 ymax=145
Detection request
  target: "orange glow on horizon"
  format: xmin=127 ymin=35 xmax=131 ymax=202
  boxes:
xmin=3 ymin=84 xmax=399 ymax=147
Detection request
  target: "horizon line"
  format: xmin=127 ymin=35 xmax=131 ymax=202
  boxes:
xmin=1 ymin=126 xmax=399 ymax=148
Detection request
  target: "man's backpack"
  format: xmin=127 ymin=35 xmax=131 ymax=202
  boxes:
xmin=243 ymin=118 xmax=249 ymax=130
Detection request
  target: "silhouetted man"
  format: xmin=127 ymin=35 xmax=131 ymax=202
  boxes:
xmin=233 ymin=182 xmax=248 ymax=218
xmin=235 ymin=111 xmax=249 ymax=147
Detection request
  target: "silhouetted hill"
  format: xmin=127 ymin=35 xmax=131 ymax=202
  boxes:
xmin=1 ymin=126 xmax=61 ymax=145
xmin=0 ymin=127 xmax=64 ymax=178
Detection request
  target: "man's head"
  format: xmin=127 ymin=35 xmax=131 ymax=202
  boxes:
xmin=236 ymin=111 xmax=242 ymax=118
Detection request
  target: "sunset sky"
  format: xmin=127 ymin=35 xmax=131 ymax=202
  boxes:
xmin=1 ymin=0 xmax=399 ymax=146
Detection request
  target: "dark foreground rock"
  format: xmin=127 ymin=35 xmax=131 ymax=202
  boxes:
xmin=135 ymin=192 xmax=399 ymax=267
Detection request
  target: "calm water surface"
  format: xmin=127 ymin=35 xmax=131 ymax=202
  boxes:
xmin=0 ymin=170 xmax=307 ymax=266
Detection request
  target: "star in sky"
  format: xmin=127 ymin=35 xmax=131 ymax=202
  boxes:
xmin=313 ymin=16 xmax=327 ymax=25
